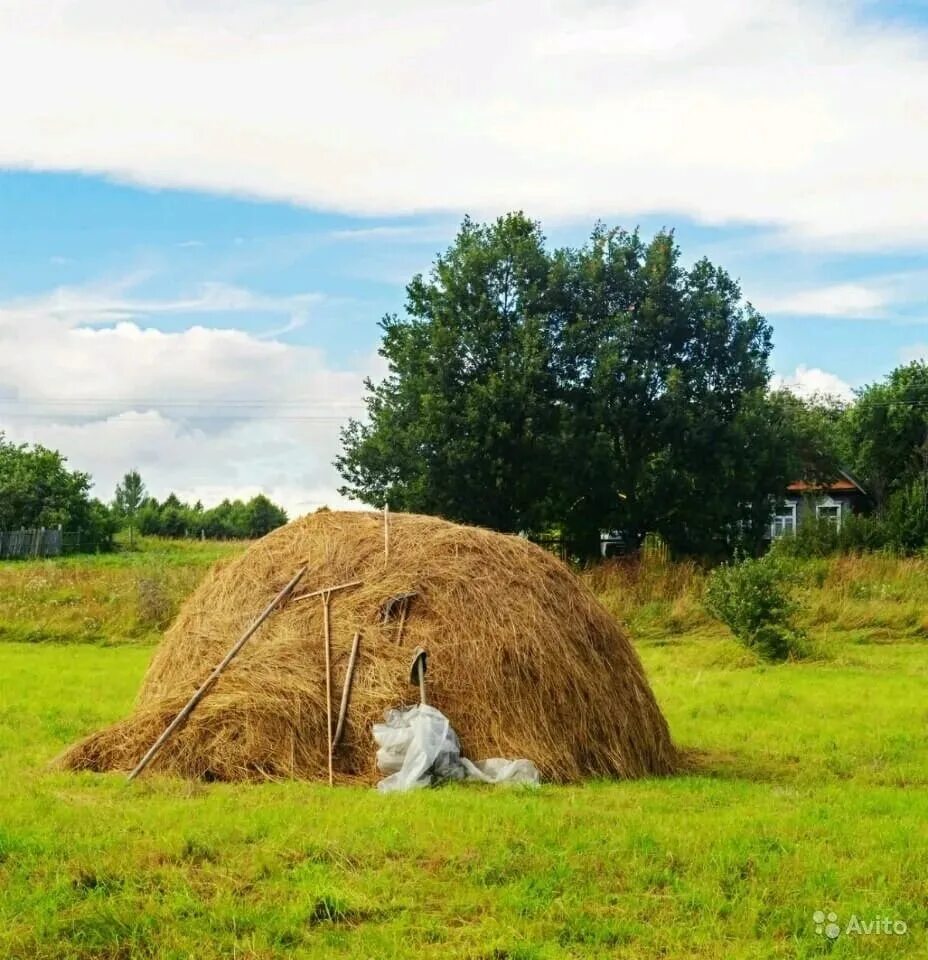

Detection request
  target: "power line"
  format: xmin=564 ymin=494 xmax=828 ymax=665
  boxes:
xmin=0 ymin=397 xmax=365 ymax=409
xmin=0 ymin=395 xmax=367 ymax=423
xmin=0 ymin=412 xmax=356 ymax=423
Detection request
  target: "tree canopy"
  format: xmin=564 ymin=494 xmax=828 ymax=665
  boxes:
xmin=0 ymin=436 xmax=288 ymax=549
xmin=0 ymin=433 xmax=115 ymax=547
xmin=337 ymin=213 xmax=796 ymax=556
xmin=841 ymin=361 xmax=928 ymax=509
xmin=135 ymin=490 xmax=288 ymax=540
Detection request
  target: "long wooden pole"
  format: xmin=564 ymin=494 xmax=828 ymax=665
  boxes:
xmin=322 ymin=591 xmax=334 ymax=786
xmin=127 ymin=565 xmax=308 ymax=782
xmin=332 ymin=631 xmax=360 ymax=749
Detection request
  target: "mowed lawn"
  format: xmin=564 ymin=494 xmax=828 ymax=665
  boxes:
xmin=1 ymin=550 xmax=927 ymax=958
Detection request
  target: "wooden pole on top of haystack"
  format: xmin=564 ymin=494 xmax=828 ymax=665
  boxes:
xmin=384 ymin=502 xmax=390 ymax=564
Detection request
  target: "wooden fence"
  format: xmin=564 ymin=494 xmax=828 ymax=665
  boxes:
xmin=0 ymin=527 xmax=64 ymax=559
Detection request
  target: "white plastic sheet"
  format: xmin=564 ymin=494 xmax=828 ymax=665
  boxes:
xmin=373 ymin=705 xmax=540 ymax=792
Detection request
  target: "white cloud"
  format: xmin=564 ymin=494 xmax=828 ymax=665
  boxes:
xmin=0 ymin=2 xmax=926 ymax=249
xmin=0 ymin=278 xmax=322 ymax=330
xmin=759 ymin=282 xmax=889 ymax=318
xmin=0 ymin=282 xmax=376 ymax=514
xmin=772 ymin=364 xmax=854 ymax=401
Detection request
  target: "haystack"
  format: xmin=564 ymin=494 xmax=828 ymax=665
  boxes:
xmin=60 ymin=511 xmax=676 ymax=783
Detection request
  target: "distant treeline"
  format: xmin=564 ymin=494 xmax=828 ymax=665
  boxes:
xmin=0 ymin=434 xmax=289 ymax=553
xmin=135 ymin=493 xmax=287 ymax=540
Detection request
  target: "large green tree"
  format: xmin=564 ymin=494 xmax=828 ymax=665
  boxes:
xmin=548 ymin=226 xmax=779 ymax=554
xmin=337 ymin=214 xmax=787 ymax=556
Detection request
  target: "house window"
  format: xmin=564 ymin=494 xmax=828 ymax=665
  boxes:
xmin=816 ymin=503 xmax=841 ymax=529
xmin=770 ymin=503 xmax=797 ymax=539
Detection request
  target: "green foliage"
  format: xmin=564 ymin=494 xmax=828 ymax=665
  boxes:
xmin=136 ymin=492 xmax=287 ymax=540
xmin=0 ymin=432 xmax=116 ymax=551
xmin=772 ymin=480 xmax=928 ymax=559
xmin=338 ymin=214 xmax=781 ymax=556
xmin=704 ymin=555 xmax=806 ymax=660
xmin=338 ymin=213 xmax=559 ymax=534
xmin=770 ymin=512 xmax=888 ymax=558
xmin=883 ymin=474 xmax=928 ymax=552
xmin=0 ymin=537 xmax=243 ymax=644
xmin=113 ymin=470 xmax=146 ymax=547
xmin=763 ymin=390 xmax=846 ymax=485
xmin=842 ymin=360 xmax=928 ymax=508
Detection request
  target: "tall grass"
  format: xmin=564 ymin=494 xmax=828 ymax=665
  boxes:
xmin=0 ymin=538 xmax=245 ymax=644
xmin=4 ymin=537 xmax=928 ymax=651
xmin=583 ymin=556 xmax=714 ymax=640
xmin=584 ymin=550 xmax=928 ymax=649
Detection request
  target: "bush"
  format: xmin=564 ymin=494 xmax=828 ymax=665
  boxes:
xmin=884 ymin=475 xmax=928 ymax=553
xmin=704 ymin=554 xmax=806 ymax=661
xmin=135 ymin=578 xmax=174 ymax=630
xmin=771 ymin=512 xmax=889 ymax=559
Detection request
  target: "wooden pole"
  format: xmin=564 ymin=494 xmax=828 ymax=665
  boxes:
xmin=395 ymin=598 xmax=409 ymax=644
xmin=127 ymin=565 xmax=308 ymax=782
xmin=290 ymin=580 xmax=362 ymax=604
xmin=384 ymin=502 xmax=390 ymax=563
xmin=417 ymin=659 xmax=427 ymax=706
xmin=322 ymin=591 xmax=334 ymax=786
xmin=332 ymin=631 xmax=361 ymax=749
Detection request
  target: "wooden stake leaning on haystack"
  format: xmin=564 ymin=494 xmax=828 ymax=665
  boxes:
xmin=127 ymin=565 xmax=309 ymax=782
xmin=384 ymin=502 xmax=390 ymax=564
xmin=315 ymin=579 xmax=364 ymax=786
xmin=321 ymin=589 xmax=334 ymax=786
xmin=332 ymin=631 xmax=361 ymax=750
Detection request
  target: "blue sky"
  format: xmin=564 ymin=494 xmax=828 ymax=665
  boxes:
xmin=1 ymin=1 xmax=927 ymax=511
xmin=4 ymin=171 xmax=925 ymax=383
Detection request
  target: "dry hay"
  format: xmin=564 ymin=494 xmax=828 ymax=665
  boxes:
xmin=59 ymin=511 xmax=677 ymax=783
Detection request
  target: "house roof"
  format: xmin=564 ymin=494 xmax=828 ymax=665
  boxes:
xmin=787 ymin=468 xmax=867 ymax=496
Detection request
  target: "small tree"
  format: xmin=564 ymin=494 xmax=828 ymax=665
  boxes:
xmin=703 ymin=555 xmax=807 ymax=661
xmin=114 ymin=470 xmax=146 ymax=548
xmin=245 ymin=494 xmax=288 ymax=538
xmin=0 ymin=432 xmax=95 ymax=531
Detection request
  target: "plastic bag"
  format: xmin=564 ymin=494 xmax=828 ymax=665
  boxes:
xmin=372 ymin=705 xmax=540 ymax=792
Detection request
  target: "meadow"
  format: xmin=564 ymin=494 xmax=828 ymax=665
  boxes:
xmin=0 ymin=541 xmax=926 ymax=958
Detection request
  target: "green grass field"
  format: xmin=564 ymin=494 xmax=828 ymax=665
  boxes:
xmin=1 ymin=543 xmax=926 ymax=958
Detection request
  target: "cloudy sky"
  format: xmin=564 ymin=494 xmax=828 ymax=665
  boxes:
xmin=1 ymin=0 xmax=927 ymax=514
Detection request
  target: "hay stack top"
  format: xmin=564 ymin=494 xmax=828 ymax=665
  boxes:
xmin=61 ymin=510 xmax=676 ymax=782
